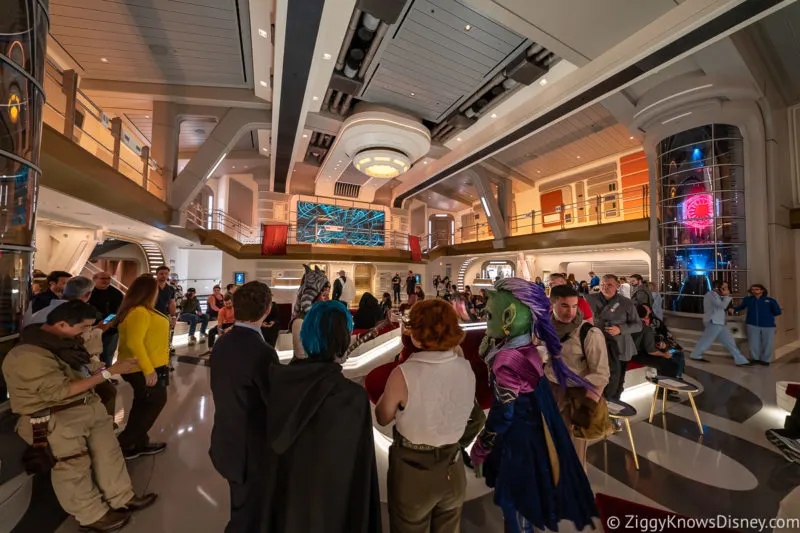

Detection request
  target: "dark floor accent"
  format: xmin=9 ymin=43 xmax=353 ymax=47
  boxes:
xmin=588 ymin=414 xmax=800 ymax=532
xmin=683 ymin=368 xmax=763 ymax=423
xmin=176 ymin=355 xmax=209 ymax=367
xmin=11 ymin=473 xmax=66 ymax=533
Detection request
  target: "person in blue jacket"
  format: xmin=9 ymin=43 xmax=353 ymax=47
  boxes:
xmin=732 ymin=284 xmax=782 ymax=366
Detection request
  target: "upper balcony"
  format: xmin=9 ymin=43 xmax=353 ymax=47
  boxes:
xmin=42 ymin=60 xmax=165 ymax=200
xmin=187 ymin=186 xmax=651 ymax=261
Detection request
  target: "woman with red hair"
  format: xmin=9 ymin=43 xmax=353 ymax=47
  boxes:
xmin=376 ymin=300 xmax=476 ymax=533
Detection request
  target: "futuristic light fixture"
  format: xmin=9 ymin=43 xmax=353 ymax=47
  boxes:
xmin=354 ymin=148 xmax=411 ymax=179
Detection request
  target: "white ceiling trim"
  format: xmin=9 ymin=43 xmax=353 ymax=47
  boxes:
xmin=249 ymin=0 xmax=273 ymax=103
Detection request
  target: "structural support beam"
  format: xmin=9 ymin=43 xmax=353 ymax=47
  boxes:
xmin=170 ymin=107 xmax=271 ymax=212
xmin=471 ymin=167 xmax=511 ymax=248
xmin=78 ymin=79 xmax=271 ymax=109
xmin=150 ymin=101 xmax=180 ymax=197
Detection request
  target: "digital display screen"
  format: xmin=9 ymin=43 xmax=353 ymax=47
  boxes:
xmin=296 ymin=201 xmax=385 ymax=247
xmin=234 ymin=272 xmax=245 ymax=285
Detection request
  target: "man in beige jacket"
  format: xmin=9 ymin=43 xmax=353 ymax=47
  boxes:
xmin=545 ymin=284 xmax=610 ymax=468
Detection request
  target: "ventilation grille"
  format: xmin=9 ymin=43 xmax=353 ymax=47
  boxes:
xmin=334 ymin=182 xmax=361 ymax=198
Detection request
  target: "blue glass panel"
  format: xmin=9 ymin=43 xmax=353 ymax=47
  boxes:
xmin=296 ymin=202 xmax=385 ymax=247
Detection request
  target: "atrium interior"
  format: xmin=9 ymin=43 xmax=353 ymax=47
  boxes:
xmin=2 ymin=0 xmax=800 ymax=531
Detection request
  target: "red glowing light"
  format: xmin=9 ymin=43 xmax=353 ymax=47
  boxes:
xmin=682 ymin=193 xmax=713 ymax=229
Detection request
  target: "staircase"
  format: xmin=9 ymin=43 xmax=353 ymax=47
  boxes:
xmin=139 ymin=242 xmax=166 ymax=275
xmin=80 ymin=262 xmax=128 ymax=294
xmin=457 ymin=257 xmax=479 ymax=291
xmin=665 ymin=314 xmax=750 ymax=359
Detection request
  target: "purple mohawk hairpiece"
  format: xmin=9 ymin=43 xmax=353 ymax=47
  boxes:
xmin=495 ymin=277 xmax=594 ymax=391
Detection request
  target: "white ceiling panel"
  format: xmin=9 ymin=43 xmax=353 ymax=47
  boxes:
xmin=50 ymin=0 xmax=248 ymax=87
xmin=491 ymin=0 xmax=679 ymax=61
xmin=360 ymin=0 xmax=529 ymax=122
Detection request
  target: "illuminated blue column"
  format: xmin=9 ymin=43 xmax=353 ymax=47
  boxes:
xmin=0 ymin=0 xmax=49 ymax=399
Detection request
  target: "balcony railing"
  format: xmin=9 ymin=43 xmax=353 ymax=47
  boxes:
xmin=184 ymin=186 xmax=650 ymax=254
xmin=422 ymin=185 xmax=650 ymax=251
xmin=42 ymin=60 xmax=165 ymax=200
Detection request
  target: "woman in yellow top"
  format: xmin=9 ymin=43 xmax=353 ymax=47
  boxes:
xmin=116 ymin=274 xmax=170 ymax=460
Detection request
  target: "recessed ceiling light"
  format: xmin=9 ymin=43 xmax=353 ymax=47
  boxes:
xmin=537 ymin=170 xmax=541 ymax=173
xmin=491 ymin=113 xmax=497 ymax=118
xmin=262 ymin=147 xmax=268 ymax=152
xmin=258 ymin=28 xmax=268 ymax=39
xmin=423 ymin=161 xmax=428 ymax=164
xmin=100 ymin=57 xmax=109 ymax=63
xmin=302 ymin=134 xmax=308 ymax=138
xmin=312 ymin=96 xmax=319 ymax=101
xmin=145 ymin=115 xmax=150 ymax=119
xmin=232 ymin=165 xmax=236 ymax=169
xmin=323 ymin=52 xmax=332 ymax=60
xmin=410 ymin=92 xmax=415 ymax=96
xmin=465 ymin=24 xmax=472 ymax=31
xmin=629 ymin=136 xmax=635 ymax=140
xmin=539 ymin=78 xmax=548 ymax=86
xmin=456 ymin=137 xmax=462 ymax=141
xmin=576 ymin=156 xmax=581 ymax=159
xmin=259 ymin=80 xmax=268 ymax=87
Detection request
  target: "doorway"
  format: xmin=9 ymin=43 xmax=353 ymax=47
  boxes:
xmin=353 ymin=264 xmax=376 ymax=304
xmin=428 ymin=214 xmax=454 ymax=249
xmin=482 ymin=260 xmax=515 ymax=282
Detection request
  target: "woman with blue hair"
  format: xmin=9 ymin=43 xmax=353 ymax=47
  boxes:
xmin=261 ymin=300 xmax=381 ymax=533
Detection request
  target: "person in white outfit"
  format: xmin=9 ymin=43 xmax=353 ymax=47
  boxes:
xmin=619 ymin=277 xmax=632 ymax=299
xmin=689 ymin=280 xmax=751 ymax=366
xmin=376 ymin=299 xmax=476 ymax=533
xmin=332 ymin=270 xmax=356 ymax=305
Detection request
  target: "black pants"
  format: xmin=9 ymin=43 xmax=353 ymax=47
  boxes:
xmin=632 ymin=353 xmax=680 ymax=378
xmin=118 ymin=369 xmax=168 ymax=451
xmin=393 ymin=286 xmax=401 ymax=303
xmin=226 ymin=461 xmax=266 ymax=533
xmin=786 ymin=397 xmax=800 ymax=437
xmin=208 ymin=322 xmax=235 ymax=349
xmin=94 ymin=380 xmax=117 ymax=418
xmin=605 ymin=360 xmax=629 ymax=401
xmin=260 ymin=326 xmax=279 ymax=348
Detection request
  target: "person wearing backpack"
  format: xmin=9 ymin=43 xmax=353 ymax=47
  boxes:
xmin=545 ymin=285 xmax=611 ymax=469
xmin=587 ymin=274 xmax=642 ymax=401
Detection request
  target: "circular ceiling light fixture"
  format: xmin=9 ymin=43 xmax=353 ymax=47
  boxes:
xmin=354 ymin=148 xmax=410 ymax=179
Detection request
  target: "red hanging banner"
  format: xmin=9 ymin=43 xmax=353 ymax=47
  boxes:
xmin=261 ymin=224 xmax=289 ymax=256
xmin=408 ymin=235 xmax=422 ymax=262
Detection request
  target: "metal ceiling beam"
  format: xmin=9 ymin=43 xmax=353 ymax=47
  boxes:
xmin=480 ymin=157 xmax=536 ymax=188
xmin=79 ymin=79 xmax=270 ymax=109
xmin=170 ymin=107 xmax=271 ymax=212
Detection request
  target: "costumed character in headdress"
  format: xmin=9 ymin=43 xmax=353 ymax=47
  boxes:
xmin=469 ymin=278 xmax=599 ymax=533
xmin=290 ymin=265 xmax=330 ymax=360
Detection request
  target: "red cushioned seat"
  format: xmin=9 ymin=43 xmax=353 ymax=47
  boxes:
xmin=626 ymin=361 xmax=645 ymax=371
xmin=363 ymin=327 xmax=493 ymax=409
xmin=787 ymin=383 xmax=800 ymax=399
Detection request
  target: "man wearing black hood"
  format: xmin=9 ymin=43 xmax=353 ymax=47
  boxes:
xmin=353 ymin=292 xmax=384 ymax=330
xmin=263 ymin=300 xmax=381 ymax=533
xmin=209 ymin=282 xmax=278 ymax=532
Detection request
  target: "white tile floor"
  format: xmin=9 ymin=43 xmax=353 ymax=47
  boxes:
xmin=53 ymin=338 xmax=800 ymax=532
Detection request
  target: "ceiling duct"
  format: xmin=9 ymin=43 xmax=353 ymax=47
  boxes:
xmin=325 ymin=5 xmax=396 ymax=116
xmin=431 ymin=42 xmax=558 ymax=142
xmin=334 ymin=181 xmax=362 ymax=199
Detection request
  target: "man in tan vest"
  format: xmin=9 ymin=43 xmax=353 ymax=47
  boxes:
xmin=3 ymin=301 xmax=157 ymax=531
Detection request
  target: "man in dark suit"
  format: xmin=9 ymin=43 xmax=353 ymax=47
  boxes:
xmin=209 ymin=281 xmax=278 ymax=532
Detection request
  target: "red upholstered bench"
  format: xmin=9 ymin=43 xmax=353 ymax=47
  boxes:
xmin=364 ymin=327 xmax=493 ymax=409
xmin=595 ymin=493 xmax=738 ymax=532
xmin=787 ymin=383 xmax=800 ymax=399
xmin=626 ymin=361 xmax=645 ymax=371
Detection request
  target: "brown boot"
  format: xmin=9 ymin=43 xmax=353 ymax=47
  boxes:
xmin=80 ymin=510 xmax=130 ymax=532
xmin=118 ymin=492 xmax=158 ymax=512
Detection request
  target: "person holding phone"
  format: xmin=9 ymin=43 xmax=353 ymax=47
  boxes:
xmin=89 ymin=272 xmax=125 ymax=368
xmin=116 ymin=275 xmax=171 ymax=460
